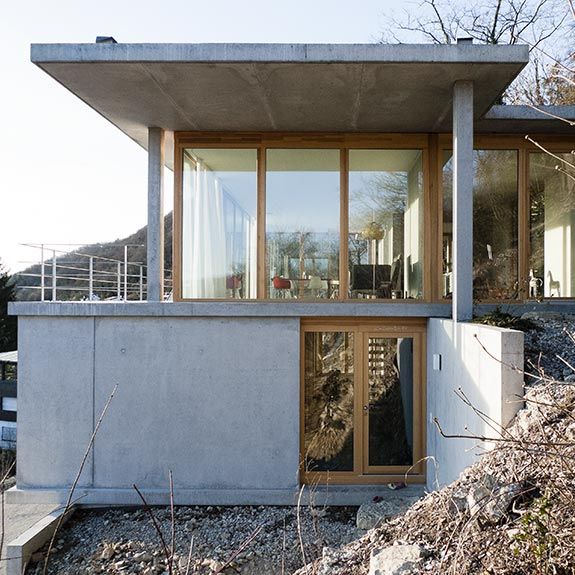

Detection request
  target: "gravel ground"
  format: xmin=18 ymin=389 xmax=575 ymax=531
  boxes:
xmin=27 ymin=504 xmax=362 ymax=575
xmin=522 ymin=313 xmax=575 ymax=382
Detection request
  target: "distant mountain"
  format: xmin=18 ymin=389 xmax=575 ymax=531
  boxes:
xmin=15 ymin=213 xmax=173 ymax=301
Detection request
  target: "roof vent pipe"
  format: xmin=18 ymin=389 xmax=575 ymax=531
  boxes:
xmin=457 ymin=37 xmax=473 ymax=44
xmin=96 ymin=36 xmax=117 ymax=44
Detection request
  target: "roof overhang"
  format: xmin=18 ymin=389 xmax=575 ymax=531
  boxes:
xmin=477 ymin=105 xmax=575 ymax=134
xmin=32 ymin=42 xmax=531 ymax=156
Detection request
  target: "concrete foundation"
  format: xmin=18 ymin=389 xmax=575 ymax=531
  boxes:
xmin=10 ymin=304 xmax=527 ymax=504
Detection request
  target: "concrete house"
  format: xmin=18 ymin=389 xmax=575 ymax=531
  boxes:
xmin=9 ymin=41 xmax=575 ymax=506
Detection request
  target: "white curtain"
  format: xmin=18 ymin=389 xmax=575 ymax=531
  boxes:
xmin=182 ymin=161 xmax=227 ymax=298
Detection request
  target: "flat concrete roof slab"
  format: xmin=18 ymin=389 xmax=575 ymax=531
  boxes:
xmin=477 ymin=105 xmax=575 ymax=134
xmin=32 ymin=43 xmax=529 ymax=150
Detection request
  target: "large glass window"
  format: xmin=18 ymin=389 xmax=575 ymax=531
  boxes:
xmin=349 ymin=150 xmax=424 ymax=299
xmin=266 ymin=150 xmax=340 ymax=299
xmin=181 ymin=149 xmax=257 ymax=299
xmin=443 ymin=150 xmax=518 ymax=300
xmin=529 ymin=152 xmax=575 ymax=298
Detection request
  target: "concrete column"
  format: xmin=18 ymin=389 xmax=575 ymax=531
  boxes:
xmin=147 ymin=127 xmax=165 ymax=302
xmin=452 ymin=81 xmax=474 ymax=322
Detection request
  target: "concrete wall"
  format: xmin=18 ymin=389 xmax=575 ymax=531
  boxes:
xmin=426 ymin=319 xmax=524 ymax=489
xmin=16 ymin=316 xmax=300 ymax=503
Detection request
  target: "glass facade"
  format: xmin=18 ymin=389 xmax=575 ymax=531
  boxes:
xmin=529 ymin=153 xmax=575 ymax=298
xmin=349 ymin=150 xmax=424 ymax=299
xmin=266 ymin=150 xmax=340 ymax=299
xmin=443 ymin=150 xmax=518 ymax=300
xmin=181 ymin=149 xmax=257 ymax=299
xmin=177 ymin=138 xmax=574 ymax=303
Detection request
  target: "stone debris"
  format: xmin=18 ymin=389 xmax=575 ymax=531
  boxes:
xmin=466 ymin=474 xmax=523 ymax=525
xmin=368 ymin=543 xmax=427 ymax=575
xmin=26 ymin=505 xmax=362 ymax=575
xmin=522 ymin=312 xmax=575 ymax=382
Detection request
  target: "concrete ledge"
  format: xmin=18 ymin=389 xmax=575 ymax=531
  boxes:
xmin=7 ymin=486 xmax=425 ymax=507
xmin=31 ymin=43 xmax=529 ymax=64
xmin=6 ymin=506 xmax=74 ymax=575
xmin=9 ymin=301 xmax=452 ymax=318
xmin=11 ymin=300 xmax=575 ymax=318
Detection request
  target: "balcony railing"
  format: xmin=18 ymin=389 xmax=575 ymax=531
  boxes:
xmin=17 ymin=243 xmax=172 ymax=302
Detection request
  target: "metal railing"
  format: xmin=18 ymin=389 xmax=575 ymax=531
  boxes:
xmin=18 ymin=243 xmax=173 ymax=302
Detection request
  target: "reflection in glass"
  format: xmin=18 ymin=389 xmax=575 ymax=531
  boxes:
xmin=367 ymin=337 xmax=413 ymax=466
xmin=529 ymin=153 xmax=575 ymax=298
xmin=266 ymin=150 xmax=340 ymax=299
xmin=443 ymin=150 xmax=518 ymax=300
xmin=304 ymin=332 xmax=354 ymax=472
xmin=349 ymin=150 xmax=424 ymax=299
xmin=182 ymin=149 xmax=257 ymax=299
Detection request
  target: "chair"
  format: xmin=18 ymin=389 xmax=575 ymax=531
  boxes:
xmin=350 ymin=264 xmax=391 ymax=298
xmin=308 ymin=275 xmax=328 ymax=298
xmin=272 ymin=276 xmax=293 ymax=298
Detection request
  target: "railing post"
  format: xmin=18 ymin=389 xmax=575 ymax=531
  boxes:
xmin=51 ymin=249 xmax=57 ymax=302
xmin=124 ymin=245 xmax=128 ymax=301
xmin=89 ymin=256 xmax=94 ymax=301
xmin=40 ymin=244 xmax=45 ymax=302
xmin=117 ymin=262 xmax=121 ymax=300
xmin=139 ymin=265 xmax=144 ymax=301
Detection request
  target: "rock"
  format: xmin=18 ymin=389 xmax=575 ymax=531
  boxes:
xmin=357 ymin=501 xmax=404 ymax=530
xmin=369 ymin=544 xmax=426 ymax=575
xmin=448 ymin=489 xmax=468 ymax=514
xmin=100 ymin=543 xmax=116 ymax=560
xmin=565 ymin=374 xmax=575 ymax=383
xmin=467 ymin=476 xmax=522 ymax=524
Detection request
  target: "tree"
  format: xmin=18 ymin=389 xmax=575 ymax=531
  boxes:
xmin=381 ymin=0 xmax=574 ymax=104
xmin=0 ymin=260 xmax=17 ymax=352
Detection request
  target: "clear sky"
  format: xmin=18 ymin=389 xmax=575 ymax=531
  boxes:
xmin=0 ymin=0 xmax=414 ymax=273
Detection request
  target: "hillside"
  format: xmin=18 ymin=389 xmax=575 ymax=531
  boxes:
xmin=15 ymin=213 xmax=173 ymax=301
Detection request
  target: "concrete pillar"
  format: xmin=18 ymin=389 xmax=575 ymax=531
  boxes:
xmin=452 ymin=81 xmax=474 ymax=322
xmin=147 ymin=127 xmax=165 ymax=302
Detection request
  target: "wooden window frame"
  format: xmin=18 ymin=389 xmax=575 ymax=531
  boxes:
xmin=436 ymin=134 xmax=575 ymax=304
xmin=173 ymin=132 xmax=433 ymax=302
xmin=300 ymin=317 xmax=427 ymax=485
xmin=174 ymin=132 xmax=574 ymax=304
xmin=526 ymin=144 xmax=575 ymax=301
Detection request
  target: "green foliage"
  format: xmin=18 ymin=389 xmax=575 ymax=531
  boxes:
xmin=473 ymin=307 xmax=541 ymax=332
xmin=513 ymin=495 xmax=555 ymax=572
xmin=0 ymin=260 xmax=17 ymax=352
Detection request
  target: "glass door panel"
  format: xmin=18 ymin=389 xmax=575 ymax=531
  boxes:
xmin=301 ymin=323 xmax=423 ymax=482
xmin=303 ymin=331 xmax=354 ymax=472
xmin=365 ymin=336 xmax=414 ymax=468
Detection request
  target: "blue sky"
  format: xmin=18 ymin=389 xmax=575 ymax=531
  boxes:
xmin=1 ymin=0 xmax=411 ymax=272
